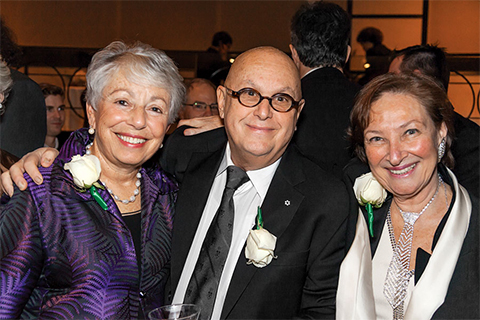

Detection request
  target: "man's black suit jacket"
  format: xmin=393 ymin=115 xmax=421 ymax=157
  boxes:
xmin=161 ymin=127 xmax=350 ymax=319
xmin=292 ymin=67 xmax=360 ymax=179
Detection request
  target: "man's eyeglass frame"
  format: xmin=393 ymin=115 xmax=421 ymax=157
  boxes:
xmin=225 ymin=87 xmax=302 ymax=113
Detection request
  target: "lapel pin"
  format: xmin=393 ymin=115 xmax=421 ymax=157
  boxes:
xmin=284 ymin=200 xmax=290 ymax=206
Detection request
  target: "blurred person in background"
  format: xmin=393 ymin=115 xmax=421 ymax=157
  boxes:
xmin=40 ymin=83 xmax=69 ymax=150
xmin=0 ymin=60 xmax=13 ymax=119
xmin=207 ymin=31 xmax=233 ymax=62
xmin=178 ymin=78 xmax=218 ymax=120
xmin=356 ymin=27 xmax=391 ymax=85
xmin=166 ymin=78 xmax=220 ymax=135
xmin=290 ymin=1 xmax=360 ymax=178
xmin=0 ymin=17 xmax=46 ymax=158
xmin=198 ymin=31 xmax=233 ymax=86
xmin=0 ymin=59 xmax=18 ymax=172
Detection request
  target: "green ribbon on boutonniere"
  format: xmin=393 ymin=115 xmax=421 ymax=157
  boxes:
xmin=90 ymin=185 xmax=108 ymax=210
xmin=256 ymin=206 xmax=264 ymax=229
xmin=365 ymin=203 xmax=374 ymax=238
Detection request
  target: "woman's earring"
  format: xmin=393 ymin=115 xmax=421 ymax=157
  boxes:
xmin=88 ymin=127 xmax=95 ymax=135
xmin=159 ymin=143 xmax=163 ymax=149
xmin=438 ymin=138 xmax=446 ymax=162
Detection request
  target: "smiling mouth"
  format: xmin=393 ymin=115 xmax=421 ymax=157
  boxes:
xmin=390 ymin=163 xmax=416 ymax=175
xmin=247 ymin=124 xmax=274 ymax=132
xmin=117 ymin=134 xmax=146 ymax=144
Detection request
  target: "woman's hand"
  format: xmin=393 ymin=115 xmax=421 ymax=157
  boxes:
xmin=1 ymin=147 xmax=59 ymax=196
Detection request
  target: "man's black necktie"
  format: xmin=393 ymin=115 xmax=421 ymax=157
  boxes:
xmin=184 ymin=165 xmax=250 ymax=320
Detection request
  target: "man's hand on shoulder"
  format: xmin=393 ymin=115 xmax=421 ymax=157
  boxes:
xmin=178 ymin=115 xmax=224 ymax=136
xmin=1 ymin=147 xmax=59 ymax=196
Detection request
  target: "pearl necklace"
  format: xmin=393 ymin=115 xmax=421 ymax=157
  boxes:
xmin=85 ymin=142 xmax=142 ymax=205
xmin=103 ymin=173 xmax=141 ymax=204
xmin=85 ymin=142 xmax=93 ymax=155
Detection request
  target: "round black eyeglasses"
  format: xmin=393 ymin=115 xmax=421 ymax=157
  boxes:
xmin=225 ymin=87 xmax=301 ymax=113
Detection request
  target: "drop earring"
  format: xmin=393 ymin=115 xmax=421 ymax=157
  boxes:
xmin=88 ymin=127 xmax=95 ymax=135
xmin=438 ymin=138 xmax=446 ymax=162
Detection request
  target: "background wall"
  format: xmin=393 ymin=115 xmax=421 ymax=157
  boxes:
xmin=2 ymin=1 xmax=478 ymax=53
xmin=0 ymin=1 xmax=303 ymax=52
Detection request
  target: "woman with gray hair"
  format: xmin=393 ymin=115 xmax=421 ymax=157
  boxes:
xmin=0 ymin=41 xmax=185 ymax=318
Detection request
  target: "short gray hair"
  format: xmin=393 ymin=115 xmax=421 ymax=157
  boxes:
xmin=0 ymin=60 xmax=13 ymax=101
xmin=86 ymin=41 xmax=185 ymax=124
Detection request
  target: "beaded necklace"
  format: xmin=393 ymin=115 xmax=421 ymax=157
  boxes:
xmin=86 ymin=142 xmax=141 ymax=205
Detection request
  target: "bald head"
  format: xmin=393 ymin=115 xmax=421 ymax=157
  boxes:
xmin=225 ymin=47 xmax=302 ymax=101
xmin=217 ymin=46 xmax=305 ymax=171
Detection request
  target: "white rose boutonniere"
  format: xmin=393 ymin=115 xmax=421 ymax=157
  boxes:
xmin=353 ymin=172 xmax=387 ymax=237
xmin=64 ymin=154 xmax=108 ymax=210
xmin=245 ymin=207 xmax=277 ymax=268
xmin=64 ymin=154 xmax=101 ymax=188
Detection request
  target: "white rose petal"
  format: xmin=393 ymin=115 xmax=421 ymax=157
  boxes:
xmin=353 ymin=172 xmax=387 ymax=207
xmin=245 ymin=228 xmax=277 ymax=268
xmin=64 ymin=154 xmax=101 ymax=188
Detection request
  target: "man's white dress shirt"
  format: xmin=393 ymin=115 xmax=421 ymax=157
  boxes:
xmin=173 ymin=143 xmax=280 ymax=319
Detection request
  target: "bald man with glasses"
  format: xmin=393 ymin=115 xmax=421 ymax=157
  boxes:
xmin=163 ymin=46 xmax=350 ymax=319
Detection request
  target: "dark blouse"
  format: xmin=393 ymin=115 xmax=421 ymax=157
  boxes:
xmin=123 ymin=210 xmax=143 ymax=272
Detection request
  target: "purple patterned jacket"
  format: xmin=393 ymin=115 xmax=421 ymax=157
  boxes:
xmin=0 ymin=129 xmax=177 ymax=319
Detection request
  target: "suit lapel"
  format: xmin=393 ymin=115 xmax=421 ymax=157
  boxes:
xmin=171 ymin=147 xmax=226 ymax=289
xmin=221 ymin=146 xmax=306 ymax=318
